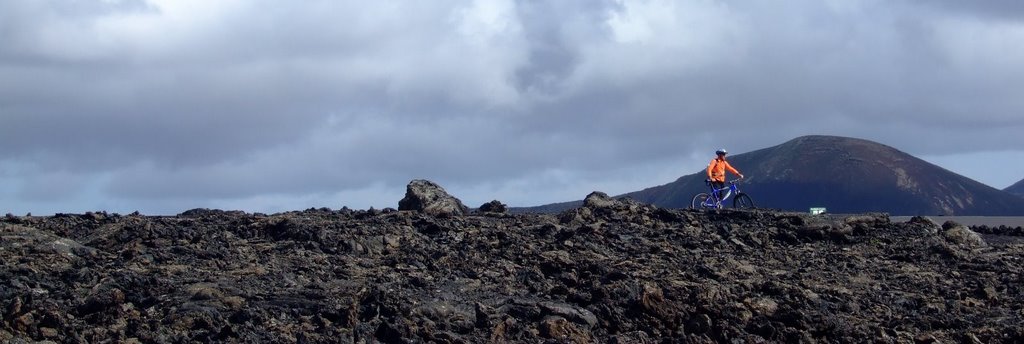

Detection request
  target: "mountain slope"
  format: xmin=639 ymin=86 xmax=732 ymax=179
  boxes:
xmin=1007 ymin=179 xmax=1024 ymax=198
xmin=622 ymin=135 xmax=1024 ymax=215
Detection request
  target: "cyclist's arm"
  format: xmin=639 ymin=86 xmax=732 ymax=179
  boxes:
xmin=725 ymin=161 xmax=741 ymax=177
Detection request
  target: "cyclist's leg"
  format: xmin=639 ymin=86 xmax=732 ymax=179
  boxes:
xmin=712 ymin=181 xmax=726 ymax=206
xmin=711 ymin=181 xmax=725 ymax=198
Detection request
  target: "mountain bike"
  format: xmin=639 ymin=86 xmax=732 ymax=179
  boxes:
xmin=691 ymin=178 xmax=754 ymax=209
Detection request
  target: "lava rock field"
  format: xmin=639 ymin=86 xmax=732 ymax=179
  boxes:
xmin=2 ymin=195 xmax=1023 ymax=343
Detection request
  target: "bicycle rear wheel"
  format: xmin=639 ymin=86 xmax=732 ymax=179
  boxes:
xmin=733 ymin=193 xmax=754 ymax=209
xmin=691 ymin=193 xmax=711 ymax=209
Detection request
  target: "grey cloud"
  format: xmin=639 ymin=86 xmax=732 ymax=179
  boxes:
xmin=511 ymin=0 xmax=617 ymax=93
xmin=14 ymin=170 xmax=89 ymax=202
xmin=0 ymin=3 xmax=473 ymax=170
xmin=102 ymin=113 xmax=626 ymax=201
xmin=511 ymin=0 xmax=1024 ymax=155
xmin=1 ymin=1 xmax=1022 ymax=214
xmin=907 ymin=0 xmax=1024 ymax=20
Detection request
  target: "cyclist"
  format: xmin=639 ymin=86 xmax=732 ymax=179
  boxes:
xmin=707 ymin=149 xmax=744 ymax=198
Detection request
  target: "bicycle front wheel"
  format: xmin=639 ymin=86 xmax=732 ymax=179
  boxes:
xmin=733 ymin=193 xmax=754 ymax=209
xmin=691 ymin=193 xmax=711 ymax=209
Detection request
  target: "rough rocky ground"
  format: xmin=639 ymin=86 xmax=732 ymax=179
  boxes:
xmin=2 ymin=194 xmax=1023 ymax=343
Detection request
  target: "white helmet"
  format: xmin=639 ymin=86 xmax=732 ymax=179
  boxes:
xmin=715 ymin=149 xmax=727 ymax=155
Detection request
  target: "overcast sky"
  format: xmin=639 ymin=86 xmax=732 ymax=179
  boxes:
xmin=2 ymin=0 xmax=1023 ymax=215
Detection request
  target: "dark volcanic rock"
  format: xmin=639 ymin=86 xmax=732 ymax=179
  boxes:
xmin=583 ymin=191 xmax=618 ymax=209
xmin=1 ymin=204 xmax=1023 ymax=343
xmin=942 ymin=221 xmax=986 ymax=248
xmin=398 ymin=179 xmax=469 ymax=217
xmin=478 ymin=200 xmax=508 ymax=214
xmin=582 ymin=191 xmax=652 ymax=215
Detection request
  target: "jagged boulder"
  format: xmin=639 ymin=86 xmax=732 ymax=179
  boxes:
xmin=582 ymin=191 xmax=650 ymax=217
xmin=398 ymin=180 xmax=468 ymax=217
xmin=942 ymin=221 xmax=986 ymax=248
xmin=479 ymin=200 xmax=508 ymax=214
xmin=583 ymin=192 xmax=618 ymax=209
xmin=906 ymin=216 xmax=941 ymax=235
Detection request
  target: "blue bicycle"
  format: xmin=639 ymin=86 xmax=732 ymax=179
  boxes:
xmin=691 ymin=178 xmax=754 ymax=209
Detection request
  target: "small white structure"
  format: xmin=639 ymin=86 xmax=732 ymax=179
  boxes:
xmin=810 ymin=207 xmax=827 ymax=215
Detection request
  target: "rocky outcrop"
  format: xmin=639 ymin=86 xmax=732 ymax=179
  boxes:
xmin=942 ymin=220 xmax=986 ymax=248
xmin=478 ymin=200 xmax=508 ymax=214
xmin=397 ymin=179 xmax=468 ymax=217
xmin=582 ymin=191 xmax=618 ymax=209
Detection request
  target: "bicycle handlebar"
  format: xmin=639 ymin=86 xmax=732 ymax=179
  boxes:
xmin=705 ymin=176 xmax=747 ymax=185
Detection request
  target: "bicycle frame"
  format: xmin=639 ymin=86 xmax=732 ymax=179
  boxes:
xmin=703 ymin=181 xmax=739 ymax=208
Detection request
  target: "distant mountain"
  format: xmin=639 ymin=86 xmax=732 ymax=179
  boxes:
xmin=1006 ymin=179 xmax=1024 ymax=198
xmin=527 ymin=135 xmax=1024 ymax=216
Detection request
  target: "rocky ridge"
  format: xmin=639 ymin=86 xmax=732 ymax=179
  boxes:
xmin=2 ymin=182 xmax=1023 ymax=343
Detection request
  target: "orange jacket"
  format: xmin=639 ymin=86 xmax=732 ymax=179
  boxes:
xmin=707 ymin=157 xmax=740 ymax=182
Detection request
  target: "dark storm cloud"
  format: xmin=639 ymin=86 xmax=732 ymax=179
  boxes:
xmin=1 ymin=1 xmax=470 ymax=170
xmin=510 ymin=0 xmax=616 ymax=93
xmin=509 ymin=0 xmax=1024 ymax=155
xmin=1 ymin=0 xmax=1022 ymax=214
